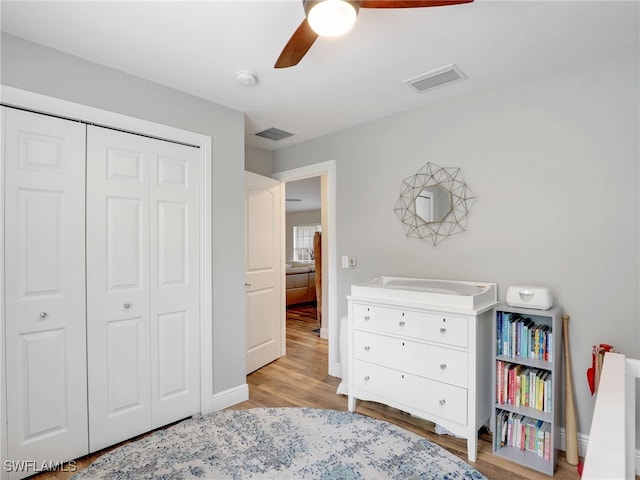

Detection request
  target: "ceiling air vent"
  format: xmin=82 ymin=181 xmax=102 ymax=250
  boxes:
xmin=254 ymin=127 xmax=295 ymax=141
xmin=404 ymin=64 xmax=466 ymax=94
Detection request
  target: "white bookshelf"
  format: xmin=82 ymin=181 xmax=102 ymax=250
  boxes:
xmin=491 ymin=305 xmax=563 ymax=476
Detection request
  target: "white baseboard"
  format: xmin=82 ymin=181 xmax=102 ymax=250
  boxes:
xmin=210 ymin=384 xmax=249 ymax=412
xmin=558 ymin=427 xmax=590 ymax=459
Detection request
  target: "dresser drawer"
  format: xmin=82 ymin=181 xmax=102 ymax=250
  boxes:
xmin=352 ymin=303 xmax=424 ymax=338
xmin=422 ymin=312 xmax=468 ymax=347
xmin=352 ymin=303 xmax=468 ymax=347
xmin=352 ymin=360 xmax=468 ymax=426
xmin=353 ymin=330 xmax=468 ymax=387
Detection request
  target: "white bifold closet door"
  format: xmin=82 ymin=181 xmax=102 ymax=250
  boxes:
xmin=3 ymin=108 xmax=89 ymax=464
xmin=86 ymin=126 xmax=200 ymax=452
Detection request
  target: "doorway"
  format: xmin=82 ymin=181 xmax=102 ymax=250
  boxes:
xmin=284 ymin=177 xmax=322 ymax=330
xmin=273 ymin=160 xmax=339 ymax=378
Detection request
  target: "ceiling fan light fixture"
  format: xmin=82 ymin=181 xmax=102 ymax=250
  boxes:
xmin=306 ymin=0 xmax=358 ymax=37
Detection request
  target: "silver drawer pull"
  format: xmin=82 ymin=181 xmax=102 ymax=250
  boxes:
xmin=364 ymin=346 xmax=371 ymax=352
xmin=39 ymin=312 xmax=48 ymax=319
xmin=439 ymin=327 xmax=446 ymax=333
xmin=124 ymin=303 xmax=131 ymax=309
xmin=439 ymin=399 xmax=446 ymax=406
xmin=364 ymin=376 xmax=370 ymax=381
xmin=440 ymin=363 xmax=447 ymax=370
xmin=398 ymin=320 xmax=405 ymax=327
xmin=364 ymin=315 xmax=370 ymax=321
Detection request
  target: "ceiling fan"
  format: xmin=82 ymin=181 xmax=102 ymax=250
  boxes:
xmin=275 ymin=0 xmax=474 ymax=69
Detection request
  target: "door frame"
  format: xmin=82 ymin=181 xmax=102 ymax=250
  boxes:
xmin=0 ymin=86 xmax=215 ymax=467
xmin=272 ymin=160 xmax=339 ymax=377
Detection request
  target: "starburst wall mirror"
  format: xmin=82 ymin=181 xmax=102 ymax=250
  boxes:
xmin=394 ymin=162 xmax=475 ymax=246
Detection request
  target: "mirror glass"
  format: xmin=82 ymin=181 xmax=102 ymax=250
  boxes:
xmin=415 ymin=185 xmax=452 ymax=223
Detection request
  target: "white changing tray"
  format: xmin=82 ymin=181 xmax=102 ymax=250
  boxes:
xmin=350 ymin=276 xmax=497 ymax=312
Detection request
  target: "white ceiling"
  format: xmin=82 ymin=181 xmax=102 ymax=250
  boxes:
xmin=1 ymin=1 xmax=638 ymax=151
xmin=285 ymin=177 xmax=321 ymax=212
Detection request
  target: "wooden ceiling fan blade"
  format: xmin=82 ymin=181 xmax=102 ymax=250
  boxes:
xmin=360 ymin=0 xmax=473 ymax=8
xmin=274 ymin=18 xmax=319 ymax=68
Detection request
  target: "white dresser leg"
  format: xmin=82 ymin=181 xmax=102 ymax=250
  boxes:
xmin=347 ymin=396 xmax=356 ymax=412
xmin=467 ymin=435 xmax=478 ymax=462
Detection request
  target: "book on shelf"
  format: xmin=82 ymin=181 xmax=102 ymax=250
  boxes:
xmin=495 ymin=360 xmax=552 ymax=412
xmin=495 ymin=409 xmax=551 ymax=459
xmin=543 ymin=423 xmax=551 ymax=460
xmin=496 ymin=311 xmax=553 ymax=361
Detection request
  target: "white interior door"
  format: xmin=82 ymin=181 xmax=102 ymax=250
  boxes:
xmin=245 ymin=171 xmax=284 ymax=373
xmin=86 ymin=126 xmax=201 ymax=451
xmin=86 ymin=126 xmax=152 ymax=451
xmin=3 ymin=107 xmax=89 ymax=470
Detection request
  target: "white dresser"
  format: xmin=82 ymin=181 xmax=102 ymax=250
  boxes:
xmin=347 ymin=277 xmax=497 ymax=462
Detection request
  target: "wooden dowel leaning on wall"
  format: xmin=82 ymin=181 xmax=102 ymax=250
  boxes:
xmin=563 ymin=314 xmax=579 ymax=465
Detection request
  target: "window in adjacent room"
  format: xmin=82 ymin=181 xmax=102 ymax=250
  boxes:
xmin=293 ymin=224 xmax=321 ymax=261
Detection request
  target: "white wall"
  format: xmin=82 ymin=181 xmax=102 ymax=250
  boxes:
xmin=1 ymin=33 xmax=248 ymax=398
xmin=286 ymin=210 xmax=322 ymax=262
xmin=273 ymin=44 xmax=640 ymax=443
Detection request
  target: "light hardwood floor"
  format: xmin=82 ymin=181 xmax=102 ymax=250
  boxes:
xmin=32 ymin=303 xmax=583 ymax=480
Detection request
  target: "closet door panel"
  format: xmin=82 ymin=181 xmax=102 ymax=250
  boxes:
xmin=20 ymin=329 xmax=68 ymax=432
xmin=158 ymin=201 xmax=188 ymax=286
xmin=106 ymin=317 xmax=146 ymax=413
xmin=150 ymin=140 xmax=200 ymax=426
xmin=86 ymin=126 xmax=151 ymax=452
xmin=19 ymin=190 xmax=64 ymax=295
xmin=3 ymin=107 xmax=88 ymax=469
xmin=157 ymin=311 xmax=189 ymax=397
xmin=107 ymin=196 xmax=144 ymax=289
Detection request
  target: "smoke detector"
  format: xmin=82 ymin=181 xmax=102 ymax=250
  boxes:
xmin=235 ymin=71 xmax=258 ymax=87
xmin=404 ymin=64 xmax=466 ymax=93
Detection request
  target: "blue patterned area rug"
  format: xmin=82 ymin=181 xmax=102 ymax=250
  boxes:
xmin=73 ymin=408 xmax=487 ymax=479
